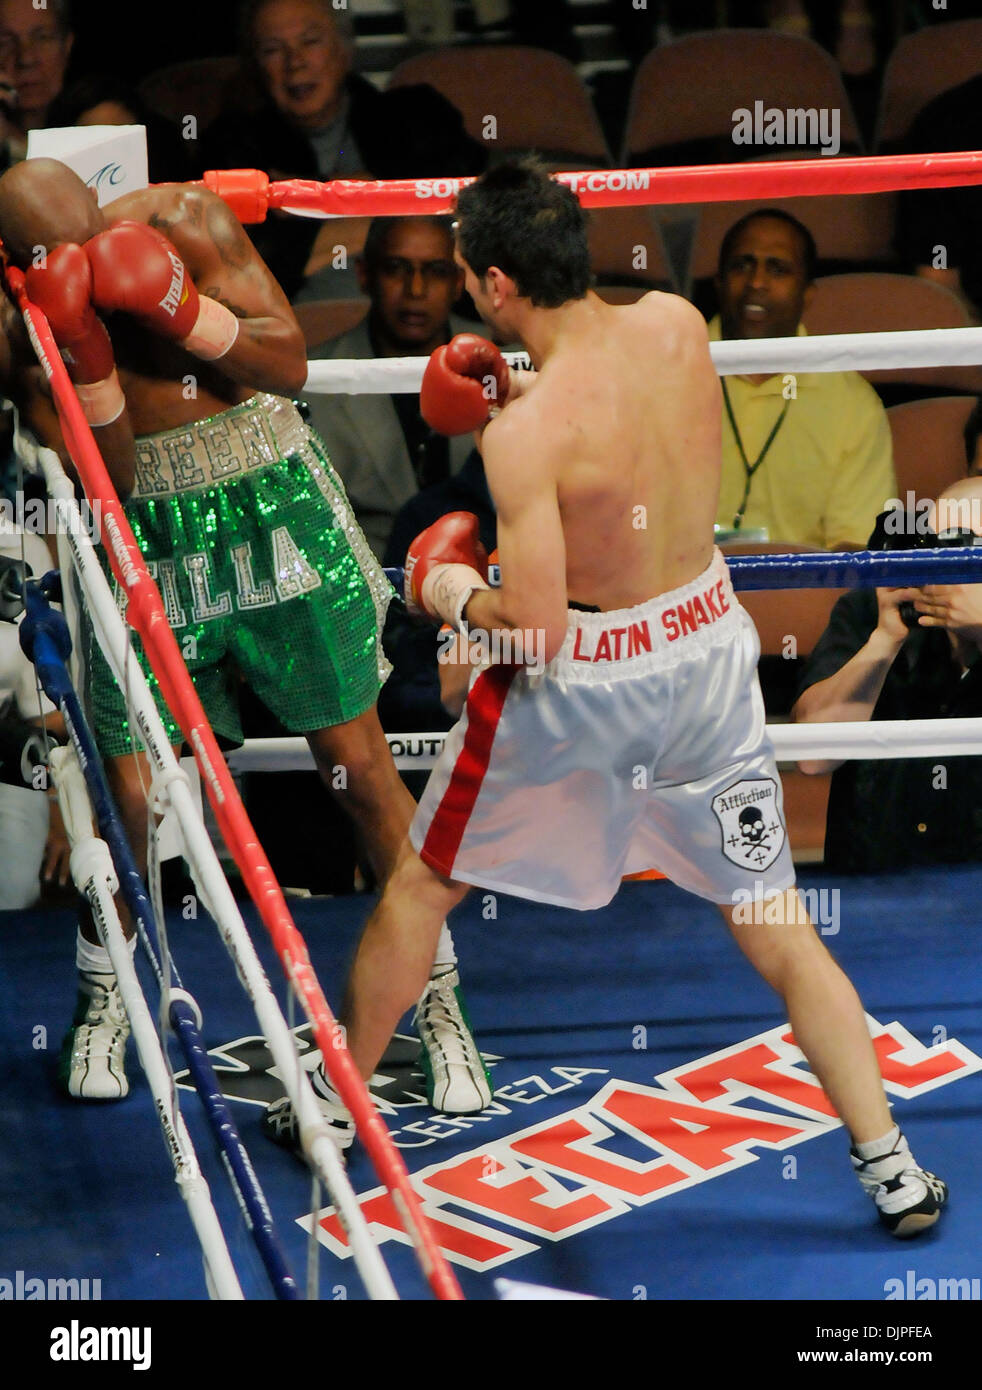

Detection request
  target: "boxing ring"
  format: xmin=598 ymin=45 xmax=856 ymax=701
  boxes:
xmin=3 ymin=147 xmax=982 ymax=1308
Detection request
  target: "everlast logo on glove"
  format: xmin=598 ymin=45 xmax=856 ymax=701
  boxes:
xmin=158 ymin=251 xmax=188 ymax=317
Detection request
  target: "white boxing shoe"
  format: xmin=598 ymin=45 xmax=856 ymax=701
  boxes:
xmin=59 ymin=972 xmax=130 ymax=1100
xmin=415 ymin=967 xmax=493 ymax=1114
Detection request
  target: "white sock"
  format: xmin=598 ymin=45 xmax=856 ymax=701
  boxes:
xmin=432 ymin=921 xmax=457 ymax=971
xmin=854 ymin=1124 xmax=901 ymax=1161
xmin=76 ymin=928 xmax=135 ymax=977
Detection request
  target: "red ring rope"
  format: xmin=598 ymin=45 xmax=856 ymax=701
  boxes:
xmin=199 ymin=150 xmax=982 ymax=223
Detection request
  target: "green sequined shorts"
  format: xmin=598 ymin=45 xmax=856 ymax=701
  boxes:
xmin=86 ymin=393 xmax=393 ymax=758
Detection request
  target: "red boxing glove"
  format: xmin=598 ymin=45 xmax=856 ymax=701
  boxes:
xmin=25 ymin=243 xmax=114 ymax=383
xmin=420 ymin=333 xmax=510 ymax=436
xmin=405 ymin=511 xmax=491 ymax=628
xmin=24 ymin=243 xmax=124 ymax=427
xmin=85 ymin=221 xmax=200 ymax=339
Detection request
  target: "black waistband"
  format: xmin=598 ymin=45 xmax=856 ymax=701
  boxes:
xmin=569 ymin=600 xmax=601 ymax=613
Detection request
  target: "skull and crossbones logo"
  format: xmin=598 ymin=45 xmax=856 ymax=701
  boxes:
xmin=713 ymin=779 xmax=786 ymax=870
xmin=737 ymin=806 xmax=768 ymax=849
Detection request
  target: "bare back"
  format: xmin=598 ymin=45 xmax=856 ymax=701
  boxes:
xmin=501 ymin=291 xmax=721 ymax=610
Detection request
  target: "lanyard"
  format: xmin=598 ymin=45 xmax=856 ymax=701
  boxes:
xmin=722 ymin=380 xmax=790 ymax=531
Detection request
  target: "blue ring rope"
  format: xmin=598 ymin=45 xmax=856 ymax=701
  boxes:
xmin=384 ymin=548 xmax=982 ymax=598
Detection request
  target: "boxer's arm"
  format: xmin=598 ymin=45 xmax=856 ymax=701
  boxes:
xmin=462 ymin=413 xmax=568 ymax=665
xmin=138 ymin=189 xmax=307 ymax=396
xmin=437 ymin=627 xmax=475 ymax=717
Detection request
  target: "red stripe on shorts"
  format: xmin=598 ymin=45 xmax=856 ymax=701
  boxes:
xmin=420 ymin=662 xmax=518 ymax=877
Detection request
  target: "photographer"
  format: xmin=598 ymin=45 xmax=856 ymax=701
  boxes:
xmin=792 ymin=478 xmax=982 ymax=872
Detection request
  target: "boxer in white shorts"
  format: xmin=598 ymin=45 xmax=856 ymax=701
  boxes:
xmin=291 ymin=160 xmax=946 ymax=1237
xmin=413 ymin=549 xmax=795 ymax=909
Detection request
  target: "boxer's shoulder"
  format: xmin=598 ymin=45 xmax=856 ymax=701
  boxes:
xmin=484 ymin=390 xmax=565 ymax=479
xmin=637 ymin=289 xmax=708 ymax=338
xmin=103 ymin=183 xmax=192 ymax=234
xmin=103 ymin=184 xmax=252 ymax=280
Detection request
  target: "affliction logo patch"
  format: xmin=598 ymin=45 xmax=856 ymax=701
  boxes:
xmin=713 ymin=777 xmax=785 ymax=872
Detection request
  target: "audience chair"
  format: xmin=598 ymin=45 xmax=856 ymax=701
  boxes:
xmin=388 ymin=46 xmax=613 ymax=166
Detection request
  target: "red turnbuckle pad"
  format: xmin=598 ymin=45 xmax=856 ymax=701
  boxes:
xmin=200 ymin=169 xmax=270 ymax=224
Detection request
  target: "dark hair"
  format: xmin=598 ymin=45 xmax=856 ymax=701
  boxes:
xmin=46 ymin=72 xmax=146 ymax=129
xmin=361 ymin=215 xmax=455 ymax=272
xmin=966 ymin=396 xmax=982 ymax=474
xmin=718 ymin=208 xmax=818 ymax=284
xmin=34 ymin=0 xmax=72 ymax=34
xmin=454 ymin=157 xmax=591 ymax=308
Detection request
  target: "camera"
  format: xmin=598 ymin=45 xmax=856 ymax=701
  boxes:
xmin=867 ymin=509 xmax=980 ymax=630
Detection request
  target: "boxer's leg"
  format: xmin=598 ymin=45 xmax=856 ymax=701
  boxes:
xmin=341 ymin=839 xmax=470 ymax=1084
xmin=64 ymin=745 xmax=182 ymax=1100
xmin=304 ymin=710 xmax=490 ymax=1113
xmin=307 ymin=709 xmax=418 ymax=887
xmin=264 ymin=840 xmax=475 ymax=1150
xmin=721 ymin=889 xmax=891 ymax=1138
xmin=720 ymin=889 xmax=947 ymax=1236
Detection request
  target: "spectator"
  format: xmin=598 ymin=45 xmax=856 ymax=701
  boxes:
xmin=0 ymin=0 xmax=74 ymax=168
xmin=792 ymin=477 xmax=982 ymax=872
xmin=0 ymin=525 xmax=68 ymax=908
xmin=45 ymin=73 xmax=192 ymax=184
xmin=895 ymin=74 xmax=982 ymax=321
xmin=199 ymin=0 xmax=487 ymax=299
xmin=711 ymin=208 xmax=897 ymax=549
xmin=305 ymin=214 xmax=478 ymax=561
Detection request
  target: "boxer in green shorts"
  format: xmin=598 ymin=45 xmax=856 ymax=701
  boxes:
xmin=0 ymin=157 xmax=491 ymax=1124
xmin=87 ymin=393 xmax=392 ymax=755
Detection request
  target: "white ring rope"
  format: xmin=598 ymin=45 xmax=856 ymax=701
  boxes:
xmin=38 ymin=445 xmax=399 ymax=1302
xmin=49 ymin=742 xmax=244 ymax=1300
xmin=302 ymin=327 xmax=982 ymax=396
xmin=227 ymin=718 xmax=982 ymax=775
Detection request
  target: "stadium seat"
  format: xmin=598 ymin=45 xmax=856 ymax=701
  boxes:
xmin=301 ymin=217 xmax=373 ymax=282
xmin=887 ymin=396 xmax=978 ymax=504
xmin=622 ymin=29 xmax=863 ymax=167
xmin=803 ymin=274 xmax=982 ymax=397
xmin=723 ymin=542 xmax=847 ymax=657
xmin=388 ymin=47 xmax=612 ymax=166
xmin=138 ymin=56 xmax=244 ymax=133
xmin=874 ymin=19 xmax=982 ymax=150
xmin=589 ymin=206 xmax=675 ymax=291
xmin=595 ymin=286 xmax=652 ymax=306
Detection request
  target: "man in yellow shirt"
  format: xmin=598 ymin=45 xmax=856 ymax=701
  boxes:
xmin=711 ymin=210 xmax=896 ymax=550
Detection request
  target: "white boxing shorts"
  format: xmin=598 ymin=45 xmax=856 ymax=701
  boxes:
xmin=410 ymin=548 xmax=796 ymax=910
